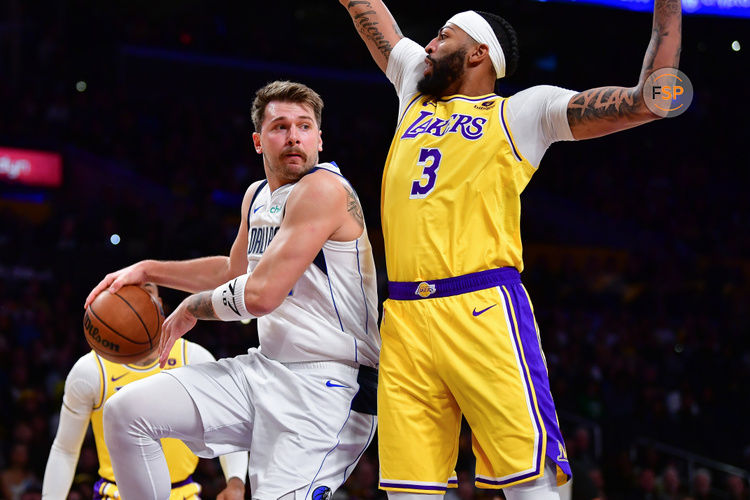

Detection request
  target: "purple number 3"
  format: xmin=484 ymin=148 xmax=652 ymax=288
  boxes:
xmin=410 ymin=148 xmax=442 ymax=199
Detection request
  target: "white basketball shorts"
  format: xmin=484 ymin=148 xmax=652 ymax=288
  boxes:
xmin=164 ymin=348 xmax=377 ymax=500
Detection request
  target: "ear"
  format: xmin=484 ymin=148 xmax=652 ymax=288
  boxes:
xmin=318 ymin=130 xmax=323 ymax=152
xmin=252 ymin=132 xmax=262 ymax=154
xmin=468 ymin=43 xmax=490 ymax=66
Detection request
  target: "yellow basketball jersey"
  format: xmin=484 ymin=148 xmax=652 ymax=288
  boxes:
xmin=382 ymin=93 xmax=536 ymax=281
xmin=90 ymin=339 xmax=199 ymax=483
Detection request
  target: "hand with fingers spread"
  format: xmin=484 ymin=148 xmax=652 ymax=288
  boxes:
xmin=84 ymin=261 xmax=150 ymax=309
xmin=158 ymin=299 xmax=198 ymax=368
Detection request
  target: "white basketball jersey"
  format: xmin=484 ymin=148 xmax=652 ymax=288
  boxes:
xmin=246 ymin=162 xmax=380 ymax=368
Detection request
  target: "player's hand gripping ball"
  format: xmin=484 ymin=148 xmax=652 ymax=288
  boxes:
xmin=83 ymin=285 xmax=163 ymax=364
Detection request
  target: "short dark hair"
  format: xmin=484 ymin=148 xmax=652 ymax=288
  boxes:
xmin=251 ymin=81 xmax=324 ymax=132
xmin=476 ymin=11 xmax=519 ymax=78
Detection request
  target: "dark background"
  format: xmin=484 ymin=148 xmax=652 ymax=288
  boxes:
xmin=0 ymin=1 xmax=748 ymax=499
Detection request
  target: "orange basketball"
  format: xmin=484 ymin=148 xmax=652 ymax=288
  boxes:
xmin=83 ymin=285 xmax=163 ymax=364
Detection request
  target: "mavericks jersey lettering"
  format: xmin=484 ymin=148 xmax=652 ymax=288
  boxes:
xmin=90 ymin=339 xmax=198 ymax=483
xmin=382 ymin=93 xmax=536 ymax=282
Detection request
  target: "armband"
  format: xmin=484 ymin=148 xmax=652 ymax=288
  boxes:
xmin=210 ymin=274 xmax=256 ymax=322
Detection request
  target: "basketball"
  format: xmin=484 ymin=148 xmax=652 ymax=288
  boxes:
xmin=83 ymin=285 xmax=163 ymax=364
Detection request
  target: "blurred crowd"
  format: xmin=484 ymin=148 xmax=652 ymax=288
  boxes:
xmin=1 ymin=1 xmax=748 ymax=499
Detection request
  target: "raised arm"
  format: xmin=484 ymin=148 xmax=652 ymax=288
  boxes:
xmin=338 ymin=0 xmax=404 ymax=73
xmin=566 ymin=0 xmax=682 ymax=140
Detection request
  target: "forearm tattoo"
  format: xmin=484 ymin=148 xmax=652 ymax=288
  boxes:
xmin=567 ymin=87 xmax=640 ymax=125
xmin=186 ymin=291 xmax=218 ymax=320
xmin=346 ymin=1 xmax=396 ymax=59
xmin=345 ymin=186 xmax=365 ymax=229
xmin=568 ymin=0 xmax=680 ymax=126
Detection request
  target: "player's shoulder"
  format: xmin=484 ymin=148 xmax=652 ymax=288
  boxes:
xmin=65 ymin=352 xmax=102 ymax=389
xmin=297 ymin=165 xmax=348 ymax=195
xmin=69 ymin=351 xmax=99 ymax=375
xmin=242 ymin=179 xmax=267 ymax=204
xmin=243 ymin=179 xmax=267 ymax=198
xmin=240 ymin=179 xmax=269 ymax=219
xmin=508 ymin=85 xmax=577 ymax=107
xmin=286 ymin=168 xmax=348 ymax=219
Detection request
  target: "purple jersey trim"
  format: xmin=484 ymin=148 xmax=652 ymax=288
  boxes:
xmin=438 ymin=93 xmax=499 ymax=103
xmin=500 ymin=99 xmax=523 ymax=162
xmin=379 ymin=482 xmax=448 ymax=491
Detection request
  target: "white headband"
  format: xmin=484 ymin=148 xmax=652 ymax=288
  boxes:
xmin=446 ymin=11 xmax=506 ymax=79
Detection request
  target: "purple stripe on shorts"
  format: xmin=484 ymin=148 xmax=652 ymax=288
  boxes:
xmin=476 ymin=469 xmax=541 ymax=486
xmin=504 ymin=285 xmax=572 ymax=480
xmin=501 ymin=286 xmax=545 ymax=482
xmin=92 ymin=478 xmax=109 ymax=500
xmin=388 ymin=268 xmax=520 ymax=300
xmin=379 ymin=482 xmax=447 ymax=491
xmin=171 ymin=475 xmax=195 ymax=489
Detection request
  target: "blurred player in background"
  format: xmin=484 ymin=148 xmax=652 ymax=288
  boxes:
xmin=42 ymin=283 xmax=249 ymax=500
xmin=83 ymin=81 xmax=380 ymax=500
xmin=338 ymin=0 xmax=682 ymax=498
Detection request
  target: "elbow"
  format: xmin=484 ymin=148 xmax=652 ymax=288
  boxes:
xmin=637 ymin=103 xmax=664 ymax=122
xmin=243 ymin=290 xmax=282 ymax=318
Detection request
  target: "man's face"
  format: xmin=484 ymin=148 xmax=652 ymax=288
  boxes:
xmin=252 ymin=101 xmax=322 ymax=184
xmin=418 ymin=26 xmax=469 ymax=97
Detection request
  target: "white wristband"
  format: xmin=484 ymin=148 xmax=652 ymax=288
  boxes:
xmin=210 ymin=274 xmax=256 ymax=322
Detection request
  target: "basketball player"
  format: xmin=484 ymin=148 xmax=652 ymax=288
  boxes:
xmin=83 ymin=81 xmax=380 ymax=500
xmin=42 ymin=283 xmax=248 ymax=500
xmin=338 ymin=1 xmax=682 ymax=499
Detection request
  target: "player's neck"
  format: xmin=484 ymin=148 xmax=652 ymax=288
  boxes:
xmin=443 ymin=72 xmax=495 ymax=98
xmin=133 ymin=353 xmax=158 ymax=367
xmin=455 ymin=79 xmax=495 ymax=97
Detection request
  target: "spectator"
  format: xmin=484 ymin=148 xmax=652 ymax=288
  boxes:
xmin=0 ymin=443 xmax=40 ymax=500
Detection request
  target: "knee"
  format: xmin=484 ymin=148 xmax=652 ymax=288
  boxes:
xmin=103 ymin=384 xmax=146 ymax=440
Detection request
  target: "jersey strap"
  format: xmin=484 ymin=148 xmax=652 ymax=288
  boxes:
xmin=246 ymin=179 xmax=269 ymax=227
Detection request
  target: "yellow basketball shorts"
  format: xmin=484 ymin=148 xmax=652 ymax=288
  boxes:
xmin=379 ymin=268 xmax=571 ymax=493
xmin=93 ymin=476 xmax=201 ymax=499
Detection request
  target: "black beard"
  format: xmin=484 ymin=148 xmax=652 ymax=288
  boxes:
xmin=417 ymin=48 xmax=467 ymax=97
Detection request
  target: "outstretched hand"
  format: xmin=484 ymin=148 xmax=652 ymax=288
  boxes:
xmin=158 ymin=299 xmax=197 ymax=368
xmin=84 ymin=261 xmax=149 ymax=309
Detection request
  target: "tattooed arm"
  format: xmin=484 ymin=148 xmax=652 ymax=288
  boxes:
xmin=567 ymin=0 xmax=682 ymax=139
xmin=339 ymin=0 xmax=404 ymax=73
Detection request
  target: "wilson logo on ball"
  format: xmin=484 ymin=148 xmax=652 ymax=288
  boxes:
xmin=84 ymin=312 xmax=121 ymax=352
xmin=84 ymin=285 xmax=163 ymax=364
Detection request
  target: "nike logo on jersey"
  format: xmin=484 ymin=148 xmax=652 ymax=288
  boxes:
xmin=111 ymin=373 xmax=128 ymax=382
xmin=253 ymin=204 xmax=265 ymax=213
xmin=472 ymin=305 xmax=497 ymax=316
xmin=325 ymin=381 xmax=350 ymax=388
